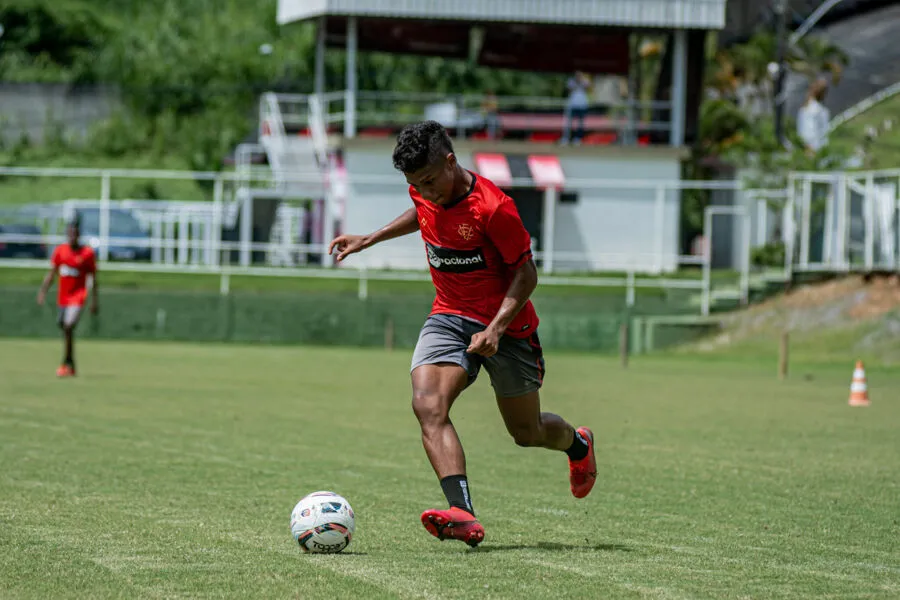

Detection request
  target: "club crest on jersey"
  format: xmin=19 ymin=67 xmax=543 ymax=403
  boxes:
xmin=425 ymin=242 xmax=487 ymax=273
xmin=457 ymin=223 xmax=475 ymax=241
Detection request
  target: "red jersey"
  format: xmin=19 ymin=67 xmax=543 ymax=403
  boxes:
xmin=51 ymin=244 xmax=96 ymax=307
xmin=411 ymin=173 xmax=539 ymax=338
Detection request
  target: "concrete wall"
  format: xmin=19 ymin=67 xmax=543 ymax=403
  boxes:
xmin=339 ymin=141 xmax=685 ymax=273
xmin=0 ymin=83 xmax=120 ymax=145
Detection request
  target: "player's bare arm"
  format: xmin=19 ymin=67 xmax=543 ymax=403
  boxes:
xmin=329 ymin=207 xmax=420 ymax=262
xmin=36 ymin=265 xmax=57 ymax=306
xmin=467 ymin=258 xmax=538 ymax=358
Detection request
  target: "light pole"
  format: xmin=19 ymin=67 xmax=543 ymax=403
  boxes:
xmin=773 ymin=0 xmax=788 ymax=146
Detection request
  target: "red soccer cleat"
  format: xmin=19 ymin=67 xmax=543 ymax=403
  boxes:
xmin=56 ymin=364 xmax=75 ymax=378
xmin=420 ymin=507 xmax=484 ymax=548
xmin=569 ymin=426 xmax=597 ymax=499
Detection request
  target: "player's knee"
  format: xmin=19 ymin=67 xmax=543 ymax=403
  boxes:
xmin=411 ymin=390 xmax=449 ymax=428
xmin=510 ymin=428 xmax=542 ymax=447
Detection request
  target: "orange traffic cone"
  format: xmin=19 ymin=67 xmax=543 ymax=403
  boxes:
xmin=848 ymin=360 xmax=870 ymax=407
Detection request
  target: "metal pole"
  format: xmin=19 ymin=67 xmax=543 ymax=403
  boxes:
xmin=541 ymin=187 xmax=557 ymax=275
xmin=358 ymin=267 xmax=368 ymax=301
xmin=757 ymin=195 xmax=767 ymax=247
xmin=865 ymin=173 xmax=875 ymax=270
xmin=701 ymin=207 xmax=713 ymax=316
xmin=800 ymin=178 xmax=811 ymax=268
xmin=165 ymin=216 xmax=175 ymax=264
xmin=895 ymin=176 xmax=900 ymax=271
xmin=654 ymin=184 xmax=666 ymax=273
xmin=836 ymin=174 xmax=848 ymax=270
xmin=99 ymin=172 xmax=111 ymax=262
xmin=212 ymin=177 xmax=223 ymax=267
xmin=152 ymin=213 xmax=162 ymax=263
xmin=322 ymin=195 xmax=335 ymax=267
xmin=315 ymin=16 xmax=326 ymax=99
xmin=790 ymin=0 xmax=847 ymax=46
xmin=669 ymin=30 xmax=687 ymax=147
xmin=240 ymin=193 xmax=252 ymax=267
xmin=344 ymin=16 xmax=358 ymax=139
xmin=823 ymin=176 xmax=835 ymax=266
xmin=774 ymin=0 xmax=788 ymax=146
xmin=784 ymin=178 xmax=795 ymax=280
xmin=626 ymin=34 xmax=639 ymax=145
xmin=281 ymin=206 xmax=292 ymax=266
xmin=178 ymin=210 xmax=189 ymax=265
xmin=202 ymin=218 xmax=212 ymax=266
xmin=626 ymin=270 xmax=636 ymax=307
xmin=741 ymin=201 xmax=751 ymax=306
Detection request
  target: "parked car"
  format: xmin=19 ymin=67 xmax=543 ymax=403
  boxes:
xmin=0 ymin=223 xmax=47 ymax=259
xmin=75 ymin=208 xmax=152 ymax=261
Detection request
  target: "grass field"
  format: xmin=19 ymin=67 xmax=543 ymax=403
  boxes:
xmin=831 ymin=92 xmax=900 ymax=168
xmin=1 ymin=339 xmax=898 ymax=599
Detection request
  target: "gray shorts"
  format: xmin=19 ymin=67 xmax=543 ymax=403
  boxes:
xmin=57 ymin=305 xmax=82 ymax=329
xmin=410 ymin=314 xmax=545 ymax=398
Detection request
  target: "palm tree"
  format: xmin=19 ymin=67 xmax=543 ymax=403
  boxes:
xmin=789 ymin=36 xmax=849 ymax=84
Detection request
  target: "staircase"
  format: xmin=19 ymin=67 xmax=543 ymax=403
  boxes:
xmin=258 ymin=92 xmax=328 ymax=200
xmin=227 ymin=93 xmax=344 ymax=267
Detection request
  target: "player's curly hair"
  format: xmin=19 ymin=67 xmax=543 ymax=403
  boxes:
xmin=392 ymin=121 xmax=454 ymax=173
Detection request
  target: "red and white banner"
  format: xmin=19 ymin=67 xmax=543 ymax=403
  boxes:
xmin=473 ymin=153 xmax=513 ymax=187
xmin=527 ymin=155 xmax=566 ymax=189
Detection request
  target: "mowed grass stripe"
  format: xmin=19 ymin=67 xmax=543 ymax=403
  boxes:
xmin=1 ymin=339 xmax=898 ymax=599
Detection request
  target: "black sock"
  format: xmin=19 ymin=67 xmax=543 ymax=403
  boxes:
xmin=565 ymin=430 xmax=589 ymax=461
xmin=440 ymin=475 xmax=474 ymax=516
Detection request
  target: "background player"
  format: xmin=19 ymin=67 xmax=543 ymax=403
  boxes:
xmin=329 ymin=121 xmax=597 ymax=548
xmin=37 ymin=215 xmax=98 ymax=377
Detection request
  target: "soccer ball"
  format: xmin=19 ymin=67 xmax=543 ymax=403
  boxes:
xmin=290 ymin=491 xmax=355 ymax=553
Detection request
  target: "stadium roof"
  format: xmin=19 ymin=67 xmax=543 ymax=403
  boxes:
xmin=277 ymin=0 xmax=728 ymax=30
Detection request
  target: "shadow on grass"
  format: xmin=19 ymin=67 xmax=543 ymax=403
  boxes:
xmin=470 ymin=542 xmax=633 ymax=554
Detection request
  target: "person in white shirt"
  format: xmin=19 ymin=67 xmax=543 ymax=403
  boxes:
xmin=797 ymin=79 xmax=831 ymax=155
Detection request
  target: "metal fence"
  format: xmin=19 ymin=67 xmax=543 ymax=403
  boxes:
xmin=0 ymin=165 xmax=776 ymax=315
xmin=787 ymin=169 xmax=900 ymax=275
xmin=270 ymin=90 xmax=672 ymax=144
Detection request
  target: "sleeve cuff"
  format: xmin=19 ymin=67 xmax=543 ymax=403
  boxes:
xmin=506 ymin=250 xmax=533 ymax=269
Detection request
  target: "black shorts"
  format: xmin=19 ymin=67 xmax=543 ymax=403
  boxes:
xmin=410 ymin=314 xmax=545 ymax=398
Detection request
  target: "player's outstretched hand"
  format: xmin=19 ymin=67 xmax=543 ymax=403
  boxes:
xmin=467 ymin=327 xmax=501 ymax=358
xmin=36 ymin=290 xmax=46 ymax=306
xmin=329 ymin=234 xmax=369 ymax=262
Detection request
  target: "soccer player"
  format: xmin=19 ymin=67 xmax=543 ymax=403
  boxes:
xmin=37 ymin=215 xmax=98 ymax=377
xmin=328 ymin=121 xmax=596 ymax=547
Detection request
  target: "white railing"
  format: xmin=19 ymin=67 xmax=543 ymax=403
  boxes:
xmin=787 ymin=169 xmax=900 ymax=274
xmin=0 ymin=253 xmax=712 ymax=309
xmin=6 ymin=164 xmax=900 ymax=317
xmin=0 ymin=165 xmax=778 ymax=315
xmin=828 ymin=80 xmax=900 ymax=133
xmin=269 ymin=90 xmax=673 ymax=143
